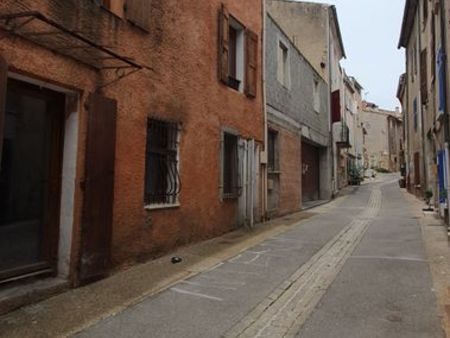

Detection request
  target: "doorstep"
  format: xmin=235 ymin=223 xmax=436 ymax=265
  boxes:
xmin=0 ymin=277 xmax=68 ymax=316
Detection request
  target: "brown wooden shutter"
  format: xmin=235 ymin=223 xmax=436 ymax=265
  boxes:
xmin=79 ymin=93 xmax=117 ymax=283
xmin=331 ymin=90 xmax=341 ymax=123
xmin=420 ymin=49 xmax=428 ymax=103
xmin=245 ymin=29 xmax=258 ymax=98
xmin=0 ymin=55 xmax=6 ymax=167
xmin=126 ymin=0 xmax=150 ymax=32
xmin=219 ymin=4 xmax=230 ymax=84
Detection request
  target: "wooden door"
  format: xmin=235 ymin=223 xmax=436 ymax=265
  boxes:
xmin=79 ymin=93 xmax=117 ymax=283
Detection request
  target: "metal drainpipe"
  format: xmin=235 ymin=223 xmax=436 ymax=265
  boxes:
xmin=261 ymin=0 xmax=268 ymax=220
xmin=439 ymin=0 xmax=450 ymax=224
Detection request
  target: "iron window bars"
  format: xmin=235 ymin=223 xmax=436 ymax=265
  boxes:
xmin=144 ymin=118 xmax=181 ymax=205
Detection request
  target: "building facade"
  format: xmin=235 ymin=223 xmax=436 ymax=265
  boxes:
xmin=0 ymin=0 xmax=264 ymax=286
xmin=266 ymin=0 xmax=346 ymax=196
xmin=398 ymin=0 xmax=449 ymax=217
xmin=362 ymin=102 xmax=402 ymax=172
xmin=265 ymin=13 xmax=331 ymax=215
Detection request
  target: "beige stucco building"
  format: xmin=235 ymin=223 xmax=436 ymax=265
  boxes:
xmin=362 ymin=103 xmax=403 ymax=172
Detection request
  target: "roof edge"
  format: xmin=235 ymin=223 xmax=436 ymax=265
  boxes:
xmin=398 ymin=0 xmax=418 ymax=49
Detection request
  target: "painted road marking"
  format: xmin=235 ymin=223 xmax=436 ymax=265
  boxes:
xmin=170 ymin=287 xmax=223 ymax=302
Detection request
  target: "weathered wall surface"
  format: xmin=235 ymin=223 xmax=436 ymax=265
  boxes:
xmin=0 ymin=0 xmax=264 ymax=281
xmin=266 ymin=0 xmax=329 ymax=83
xmin=265 ymin=14 xmax=331 ymax=208
xmin=266 ymin=15 xmax=329 ymax=147
xmin=362 ymin=108 xmax=392 ymax=170
xmin=267 ymin=122 xmax=301 ymax=216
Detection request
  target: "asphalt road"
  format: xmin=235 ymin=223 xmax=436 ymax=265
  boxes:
xmin=75 ymin=175 xmax=443 ymax=338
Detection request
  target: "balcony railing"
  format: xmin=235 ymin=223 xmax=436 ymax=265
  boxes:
xmin=334 ymin=121 xmax=351 ymax=148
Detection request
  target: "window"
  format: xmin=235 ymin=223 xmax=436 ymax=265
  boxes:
xmin=413 ymin=43 xmax=418 ymax=77
xmin=431 ymin=14 xmax=436 ymax=81
xmin=227 ymin=20 xmax=244 ymax=91
xmin=222 ymin=132 xmax=240 ymax=198
xmin=219 ymin=4 xmax=258 ymax=97
xmin=420 ymin=48 xmax=428 ymax=103
xmin=268 ymin=129 xmax=279 ymax=172
xmin=313 ymin=79 xmax=321 ymax=113
xmin=277 ymin=41 xmax=289 ymax=87
xmin=413 ymin=97 xmax=418 ymax=131
xmin=423 ymin=0 xmax=428 ymax=26
xmin=144 ymin=118 xmax=181 ymax=206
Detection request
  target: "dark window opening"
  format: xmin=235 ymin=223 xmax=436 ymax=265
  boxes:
xmin=423 ymin=0 xmax=428 ymax=24
xmin=268 ymin=129 xmax=278 ymax=172
xmin=223 ymin=132 xmax=239 ymax=197
xmin=229 ymin=27 xmax=238 ymax=79
xmin=144 ymin=119 xmax=180 ymax=205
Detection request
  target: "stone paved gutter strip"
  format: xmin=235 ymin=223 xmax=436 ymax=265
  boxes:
xmin=224 ymin=188 xmax=381 ymax=338
xmin=0 ymin=197 xmax=352 ymax=338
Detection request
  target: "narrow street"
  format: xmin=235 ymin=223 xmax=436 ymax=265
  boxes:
xmin=71 ymin=175 xmax=443 ymax=338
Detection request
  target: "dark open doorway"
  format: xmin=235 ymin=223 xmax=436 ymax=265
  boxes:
xmin=0 ymin=78 xmax=65 ymax=282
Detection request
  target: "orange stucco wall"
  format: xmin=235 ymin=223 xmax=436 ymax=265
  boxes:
xmin=0 ymin=0 xmax=264 ymax=283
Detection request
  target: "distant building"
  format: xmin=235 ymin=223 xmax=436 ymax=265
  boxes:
xmin=362 ymin=102 xmax=403 ymax=172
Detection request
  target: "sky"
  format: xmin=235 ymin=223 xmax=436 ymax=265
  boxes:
xmin=296 ymin=0 xmax=406 ymax=110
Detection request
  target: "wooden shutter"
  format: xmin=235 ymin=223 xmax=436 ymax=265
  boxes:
xmin=420 ymin=49 xmax=428 ymax=103
xmin=79 ymin=93 xmax=117 ymax=283
xmin=219 ymin=4 xmax=230 ymax=84
xmin=331 ymin=90 xmax=341 ymax=123
xmin=126 ymin=0 xmax=150 ymax=32
xmin=245 ymin=29 xmax=258 ymax=98
xmin=0 ymin=55 xmax=6 ymax=167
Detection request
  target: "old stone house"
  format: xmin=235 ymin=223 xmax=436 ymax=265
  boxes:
xmin=265 ymin=13 xmax=331 ymax=215
xmin=398 ymin=0 xmax=449 ymax=213
xmin=0 ymin=0 xmax=264 ymax=287
xmin=362 ymin=102 xmax=402 ymax=172
xmin=265 ymin=0 xmax=347 ymax=196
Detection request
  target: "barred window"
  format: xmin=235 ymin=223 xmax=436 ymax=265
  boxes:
xmin=144 ymin=118 xmax=181 ymax=206
xmin=268 ymin=129 xmax=279 ymax=172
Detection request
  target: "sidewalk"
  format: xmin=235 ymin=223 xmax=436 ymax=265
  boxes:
xmin=0 ymin=196 xmax=348 ymax=338
xmin=404 ymin=191 xmax=450 ymax=337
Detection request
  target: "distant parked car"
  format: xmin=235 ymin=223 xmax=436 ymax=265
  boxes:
xmin=364 ymin=169 xmax=376 ymax=178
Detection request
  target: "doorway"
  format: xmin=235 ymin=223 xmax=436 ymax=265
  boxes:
xmin=302 ymin=141 xmax=320 ymax=202
xmin=0 ymin=78 xmax=65 ymax=281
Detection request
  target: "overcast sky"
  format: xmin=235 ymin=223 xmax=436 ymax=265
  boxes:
xmin=296 ymin=0 xmax=406 ymax=110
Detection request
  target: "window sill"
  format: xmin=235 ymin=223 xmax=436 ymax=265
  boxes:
xmin=268 ymin=170 xmax=281 ymax=175
xmin=145 ymin=203 xmax=180 ymax=211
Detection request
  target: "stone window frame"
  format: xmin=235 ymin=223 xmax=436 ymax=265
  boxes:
xmin=277 ymin=37 xmax=291 ymax=89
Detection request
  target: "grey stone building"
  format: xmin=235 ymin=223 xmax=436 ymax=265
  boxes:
xmin=265 ymin=13 xmax=332 ymax=215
